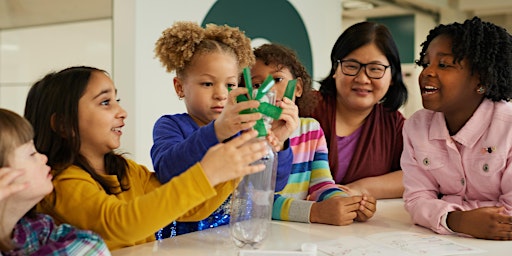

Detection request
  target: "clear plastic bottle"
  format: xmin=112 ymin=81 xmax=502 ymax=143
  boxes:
xmin=229 ymin=137 xmax=277 ymax=249
xmin=229 ymin=90 xmax=278 ymax=249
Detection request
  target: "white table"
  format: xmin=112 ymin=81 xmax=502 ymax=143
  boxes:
xmin=112 ymin=199 xmax=512 ymax=255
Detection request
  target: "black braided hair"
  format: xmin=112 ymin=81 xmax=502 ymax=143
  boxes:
xmin=416 ymin=16 xmax=512 ymax=101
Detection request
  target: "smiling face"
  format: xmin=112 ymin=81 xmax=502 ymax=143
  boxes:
xmin=174 ymin=52 xmax=240 ymax=127
xmin=78 ymin=71 xmax=127 ymax=159
xmin=7 ymin=140 xmax=52 ymax=202
xmin=250 ymin=59 xmax=303 ymax=102
xmin=333 ymin=43 xmax=392 ymax=112
xmin=418 ymin=34 xmax=482 ymax=117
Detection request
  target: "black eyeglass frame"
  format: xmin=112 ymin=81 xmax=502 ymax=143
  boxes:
xmin=336 ymin=59 xmax=391 ymax=79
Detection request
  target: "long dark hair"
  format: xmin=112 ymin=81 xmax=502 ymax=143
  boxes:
xmin=319 ymin=21 xmax=408 ymax=111
xmin=24 ymin=66 xmax=129 ymax=194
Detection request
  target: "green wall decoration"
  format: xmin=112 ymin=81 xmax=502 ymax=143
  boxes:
xmin=368 ymin=15 xmax=415 ymax=63
xmin=202 ymin=0 xmax=313 ymax=76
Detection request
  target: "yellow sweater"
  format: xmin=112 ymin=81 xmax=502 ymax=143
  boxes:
xmin=37 ymin=159 xmax=236 ymax=250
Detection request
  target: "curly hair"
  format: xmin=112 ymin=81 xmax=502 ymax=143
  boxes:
xmin=416 ymin=16 xmax=512 ymax=101
xmin=155 ymin=21 xmax=255 ymax=77
xmin=253 ymin=43 xmax=317 ymax=116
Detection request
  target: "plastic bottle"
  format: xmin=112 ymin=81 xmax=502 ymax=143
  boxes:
xmin=230 ymin=90 xmax=278 ymax=249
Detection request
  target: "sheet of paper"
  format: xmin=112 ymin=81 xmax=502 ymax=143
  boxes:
xmin=317 ymin=236 xmax=411 ymax=256
xmin=317 ymin=231 xmax=485 ymax=256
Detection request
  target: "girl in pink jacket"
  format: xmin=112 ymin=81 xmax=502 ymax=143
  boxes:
xmin=402 ymin=16 xmax=512 ymax=240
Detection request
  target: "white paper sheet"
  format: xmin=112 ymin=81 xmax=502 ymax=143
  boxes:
xmin=317 ymin=231 xmax=485 ymax=256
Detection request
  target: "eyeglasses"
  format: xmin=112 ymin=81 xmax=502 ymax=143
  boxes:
xmin=337 ymin=60 xmax=390 ymax=79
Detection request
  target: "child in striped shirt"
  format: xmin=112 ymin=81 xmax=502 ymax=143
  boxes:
xmin=251 ymin=44 xmax=376 ymax=225
xmin=0 ymin=108 xmax=110 ymax=255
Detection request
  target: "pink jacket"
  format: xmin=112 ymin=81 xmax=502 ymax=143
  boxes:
xmin=402 ymin=99 xmax=512 ymax=234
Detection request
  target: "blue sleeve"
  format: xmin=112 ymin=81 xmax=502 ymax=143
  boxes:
xmin=275 ymin=139 xmax=292 ymax=192
xmin=150 ymin=115 xmax=219 ymax=183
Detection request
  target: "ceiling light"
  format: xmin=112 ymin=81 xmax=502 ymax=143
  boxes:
xmin=342 ymin=0 xmax=375 ymax=11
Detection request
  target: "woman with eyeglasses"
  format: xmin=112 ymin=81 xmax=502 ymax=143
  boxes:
xmin=300 ymin=21 xmax=408 ymax=199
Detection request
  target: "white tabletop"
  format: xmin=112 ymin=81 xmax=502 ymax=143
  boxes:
xmin=112 ymin=199 xmax=512 ymax=255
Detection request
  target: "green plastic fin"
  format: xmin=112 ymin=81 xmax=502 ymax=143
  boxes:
xmin=255 ymin=75 xmax=275 ymax=101
xmin=258 ymin=102 xmax=282 ymax=120
xmin=283 ymin=79 xmax=297 ymax=100
xmin=254 ymin=119 xmax=267 ymax=137
xmin=239 ymin=108 xmax=258 ymax=115
xmin=243 ymin=67 xmax=253 ymax=99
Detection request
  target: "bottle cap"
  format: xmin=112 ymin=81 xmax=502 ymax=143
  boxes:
xmin=301 ymin=243 xmax=317 ymax=253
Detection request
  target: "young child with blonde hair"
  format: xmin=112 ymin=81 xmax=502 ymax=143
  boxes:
xmin=0 ymin=108 xmax=110 ymax=255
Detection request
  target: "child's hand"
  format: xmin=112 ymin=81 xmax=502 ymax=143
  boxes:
xmin=200 ymin=130 xmax=267 ymax=186
xmin=269 ymin=97 xmax=299 ymax=149
xmin=310 ymin=196 xmax=362 ymax=225
xmin=215 ymin=87 xmax=262 ymax=142
xmin=355 ymin=194 xmax=376 ymax=222
xmin=266 ymin=131 xmax=282 ymax=152
xmin=447 ymin=207 xmax=512 ymax=240
xmin=0 ymin=167 xmax=28 ymax=201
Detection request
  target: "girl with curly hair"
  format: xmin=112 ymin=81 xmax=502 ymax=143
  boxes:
xmin=25 ymin=66 xmax=268 ymax=250
xmin=402 ymin=16 xmax=512 ymax=240
xmin=250 ymin=43 xmax=376 ymax=225
xmin=151 ymin=22 xmax=293 ymax=237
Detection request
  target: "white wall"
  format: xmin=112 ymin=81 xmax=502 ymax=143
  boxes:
xmin=400 ymin=13 xmax=437 ymax=118
xmin=0 ymin=1 xmax=453 ymax=169
xmin=0 ymin=0 xmax=342 ymax=170
xmin=0 ymin=19 xmax=112 ymax=114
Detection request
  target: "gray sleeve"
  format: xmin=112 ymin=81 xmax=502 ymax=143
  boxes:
xmin=287 ymin=200 xmax=314 ymax=223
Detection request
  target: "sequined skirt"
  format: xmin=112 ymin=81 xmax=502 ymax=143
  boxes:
xmin=155 ymin=195 xmax=231 ymax=240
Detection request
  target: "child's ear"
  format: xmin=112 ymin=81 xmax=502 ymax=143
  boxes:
xmin=173 ymin=77 xmax=184 ymax=98
xmin=50 ymin=113 xmax=66 ymax=137
xmin=295 ymin=77 xmax=304 ymax=98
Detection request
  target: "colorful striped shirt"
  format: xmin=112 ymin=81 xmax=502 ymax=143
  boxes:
xmin=2 ymin=213 xmax=110 ymax=256
xmin=273 ymin=118 xmax=348 ymax=223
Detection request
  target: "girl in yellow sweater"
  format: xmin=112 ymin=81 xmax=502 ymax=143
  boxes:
xmin=24 ymin=66 xmax=267 ymax=250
